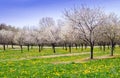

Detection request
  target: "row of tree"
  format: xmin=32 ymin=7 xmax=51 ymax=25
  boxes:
xmin=0 ymin=6 xmax=120 ymax=59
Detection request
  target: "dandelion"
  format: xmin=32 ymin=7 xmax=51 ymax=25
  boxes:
xmin=21 ymin=70 xmax=28 ymax=75
xmin=83 ymin=69 xmax=90 ymax=74
xmin=32 ymin=61 xmax=36 ymax=65
xmin=55 ymin=72 xmax=60 ymax=76
xmin=33 ymin=72 xmax=38 ymax=77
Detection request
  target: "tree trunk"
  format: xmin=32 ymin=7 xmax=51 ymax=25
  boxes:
xmin=52 ymin=43 xmax=56 ymax=53
xmin=65 ymin=43 xmax=67 ymax=50
xmin=27 ymin=45 xmax=30 ymax=52
xmin=31 ymin=45 xmax=33 ymax=49
xmin=69 ymin=44 xmax=71 ymax=53
xmin=81 ymin=44 xmax=83 ymax=51
xmin=90 ymin=44 xmax=94 ymax=59
xmin=103 ymin=43 xmax=106 ymax=52
xmin=75 ymin=43 xmax=77 ymax=50
xmin=38 ymin=44 xmax=41 ymax=52
xmin=111 ymin=41 xmax=115 ymax=56
xmin=20 ymin=45 xmax=23 ymax=53
xmin=85 ymin=44 xmax=87 ymax=49
xmin=3 ymin=44 xmax=6 ymax=51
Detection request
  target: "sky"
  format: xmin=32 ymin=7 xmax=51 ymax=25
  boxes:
xmin=0 ymin=0 xmax=120 ymax=28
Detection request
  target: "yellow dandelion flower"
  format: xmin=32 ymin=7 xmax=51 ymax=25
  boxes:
xmin=83 ymin=69 xmax=90 ymax=74
xmin=55 ymin=72 xmax=60 ymax=76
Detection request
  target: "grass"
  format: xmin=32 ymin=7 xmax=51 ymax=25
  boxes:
xmin=0 ymin=45 xmax=93 ymax=61
xmin=0 ymin=57 xmax=120 ymax=78
xmin=0 ymin=45 xmax=120 ymax=78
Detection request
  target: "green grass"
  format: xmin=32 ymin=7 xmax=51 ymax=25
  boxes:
xmin=0 ymin=46 xmax=119 ymax=61
xmin=0 ymin=57 xmax=120 ymax=78
xmin=0 ymin=45 xmax=120 ymax=78
xmin=0 ymin=45 xmax=93 ymax=61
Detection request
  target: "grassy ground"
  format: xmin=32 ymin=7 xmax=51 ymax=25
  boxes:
xmin=0 ymin=45 xmax=120 ymax=78
xmin=1 ymin=57 xmax=120 ymax=78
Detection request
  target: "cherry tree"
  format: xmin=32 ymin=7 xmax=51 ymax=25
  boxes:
xmin=31 ymin=30 xmax=45 ymax=52
xmin=64 ymin=6 xmax=105 ymax=59
xmin=60 ymin=21 xmax=78 ymax=53
xmin=23 ymin=30 xmax=35 ymax=52
xmin=39 ymin=17 xmax=60 ymax=53
xmin=14 ymin=29 xmax=26 ymax=53
xmin=0 ymin=29 xmax=8 ymax=51
xmin=100 ymin=13 xmax=120 ymax=56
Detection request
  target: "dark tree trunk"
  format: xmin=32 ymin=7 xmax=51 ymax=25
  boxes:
xmin=89 ymin=30 xmax=94 ymax=59
xmin=69 ymin=44 xmax=71 ymax=53
xmin=111 ymin=41 xmax=115 ymax=56
xmin=38 ymin=44 xmax=41 ymax=52
xmin=51 ymin=43 xmax=56 ymax=53
xmin=65 ymin=43 xmax=67 ymax=50
xmin=85 ymin=44 xmax=87 ymax=49
xmin=103 ymin=43 xmax=106 ymax=52
xmin=3 ymin=44 xmax=6 ymax=51
xmin=90 ymin=43 xmax=94 ymax=59
xmin=20 ymin=45 xmax=23 ymax=53
xmin=27 ymin=44 xmax=30 ymax=52
xmin=31 ymin=45 xmax=33 ymax=49
xmin=81 ymin=44 xmax=83 ymax=51
xmin=75 ymin=43 xmax=77 ymax=50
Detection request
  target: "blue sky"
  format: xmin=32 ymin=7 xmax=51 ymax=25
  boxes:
xmin=0 ymin=0 xmax=120 ymax=28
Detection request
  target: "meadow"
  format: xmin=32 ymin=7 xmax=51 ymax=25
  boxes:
xmin=0 ymin=45 xmax=120 ymax=78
